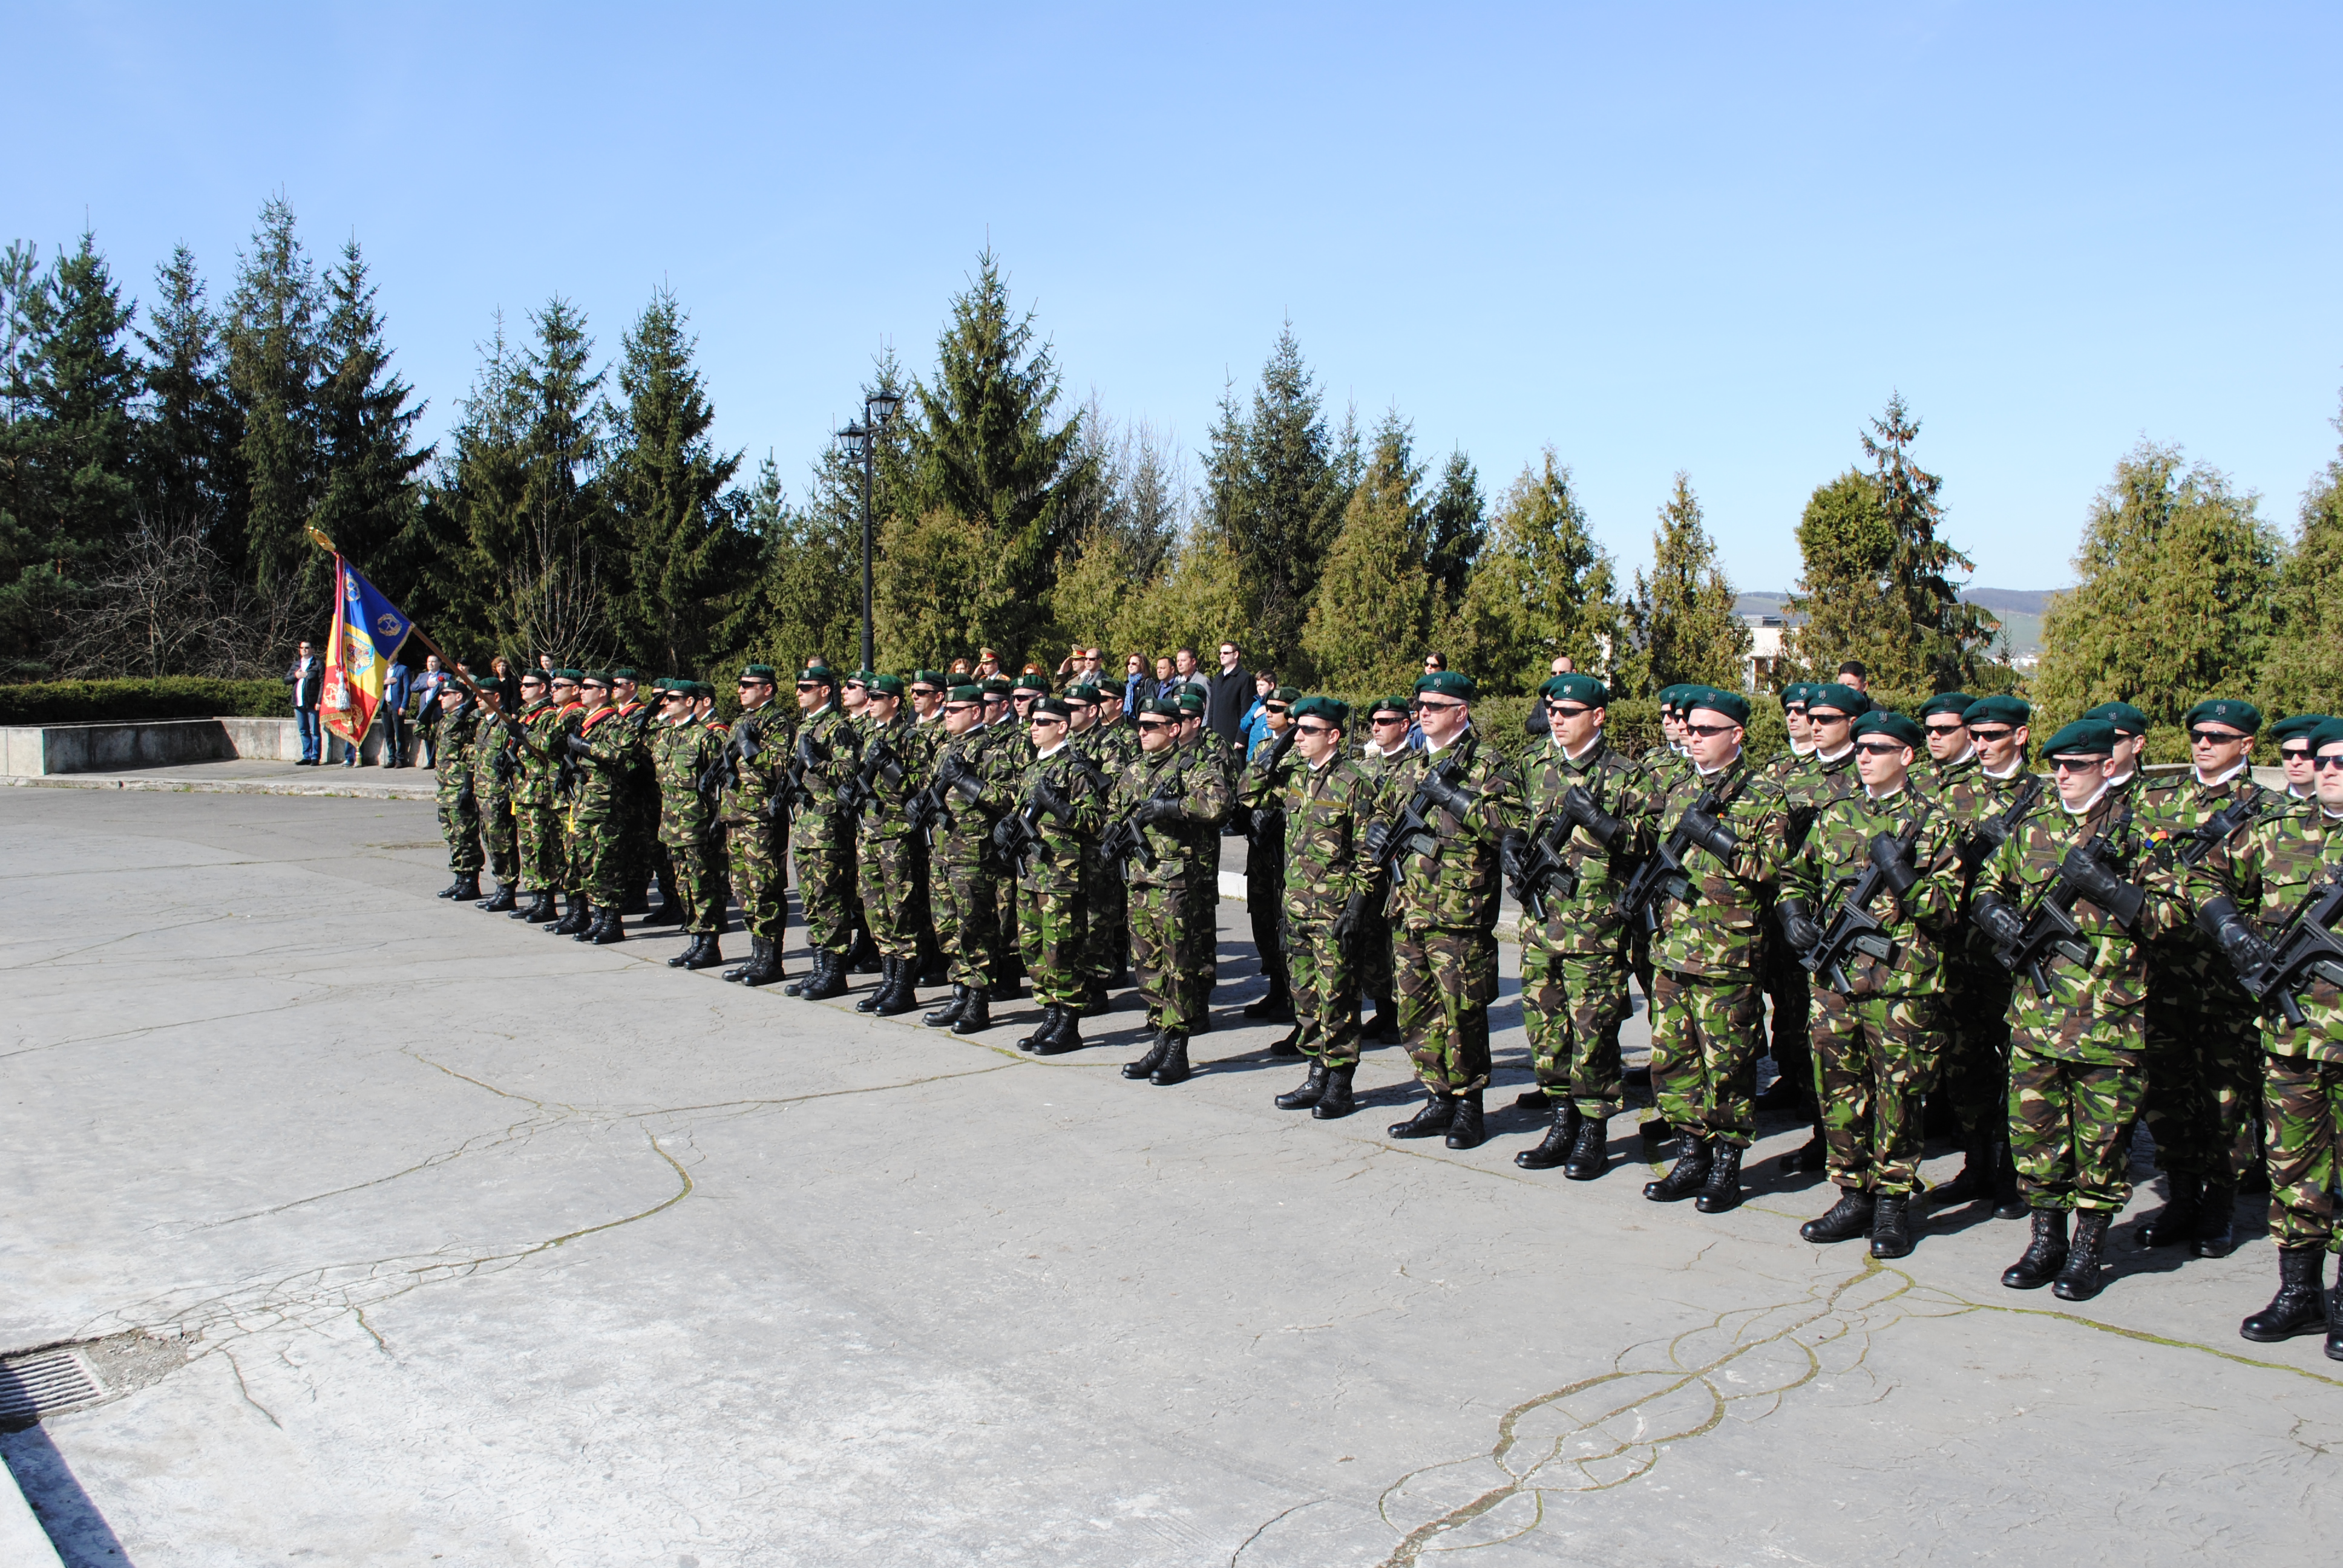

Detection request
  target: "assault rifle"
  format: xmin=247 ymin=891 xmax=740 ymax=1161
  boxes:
xmin=1614 ymin=785 xmax=1726 ymax=935
xmin=1506 ymin=811 xmax=1577 ymax=924
xmin=2155 ymin=791 xmax=2270 ymax=872
xmin=1798 ymin=823 xmax=1922 ymax=994
xmin=907 ymin=747 xmax=988 ymax=843
xmin=1334 ymin=756 xmax=1469 ymax=957
xmin=1979 ymin=827 xmax=2138 ymax=999
xmin=839 ymin=733 xmax=906 ymax=822
xmin=1099 ymin=779 xmax=1181 ymax=872
xmin=770 ymin=730 xmax=823 ymax=825
xmin=2226 ymin=874 xmax=2343 ymax=1028
xmin=1958 ymin=774 xmax=2042 ymax=877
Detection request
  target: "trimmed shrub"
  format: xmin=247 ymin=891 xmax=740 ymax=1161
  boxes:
xmin=0 ymin=679 xmax=293 ymax=727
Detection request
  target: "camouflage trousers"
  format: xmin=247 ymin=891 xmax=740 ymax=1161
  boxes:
xmin=515 ymin=802 xmax=566 ymax=894
xmin=932 ymin=856 xmax=997 ymax=991
xmin=1810 ymin=988 xmax=1944 ymax=1195
xmin=624 ymin=791 xmax=658 ymax=904
xmin=1938 ymin=960 xmax=2015 ymax=1138
xmin=1018 ymin=875 xmax=1089 ymax=1011
xmin=2008 ymin=1042 xmax=2145 ymax=1213
xmin=1248 ymin=830 xmax=1288 ymax=994
xmin=1763 ymin=933 xmax=1814 ymax=1097
xmin=477 ymin=793 xmax=518 ymax=884
xmin=1357 ymin=901 xmax=1395 ymax=1008
xmin=856 ymin=833 xmax=923 ymax=962
xmin=993 ymin=871 xmax=1022 ymax=982
xmin=1178 ymin=875 xmax=1221 ymax=1024
xmin=1130 ymin=881 xmax=1206 ymax=1033
xmin=1648 ymin=969 xmax=1766 ymax=1149
xmin=1288 ymin=916 xmax=1360 ymax=1068
xmin=1079 ymin=846 xmax=1124 ymax=987
xmin=728 ymin=817 xmax=786 ymax=942
xmin=571 ymin=813 xmax=627 ymax=905
xmin=790 ymin=809 xmax=856 ymax=954
xmin=2262 ymin=1052 xmax=2343 ymax=1251
xmin=2144 ymin=976 xmax=2261 ymax=1183
xmin=438 ymin=792 xmax=482 ymax=875
xmin=661 ymin=832 xmax=726 ymax=936
xmin=1395 ymin=925 xmax=1499 ymax=1095
xmin=1521 ymin=940 xmax=1631 ymax=1120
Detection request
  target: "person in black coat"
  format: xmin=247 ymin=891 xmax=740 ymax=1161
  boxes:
xmin=284 ymin=640 xmax=325 ymax=764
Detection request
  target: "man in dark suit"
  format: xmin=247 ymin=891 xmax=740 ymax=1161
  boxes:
xmin=1206 ymin=641 xmax=1250 ymax=753
xmin=285 ymin=640 xmax=324 ymax=764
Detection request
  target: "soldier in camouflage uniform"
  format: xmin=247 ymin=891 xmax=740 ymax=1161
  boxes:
xmin=2191 ymin=716 xmax=2343 ymax=1353
xmin=1060 ymin=684 xmax=1125 ymax=1014
xmin=1081 ymin=681 xmax=1138 ymax=990
xmin=1633 ymin=688 xmax=1789 ymax=1215
xmin=1243 ymin=687 xmax=1301 ymax=1034
xmin=1778 ymin=710 xmax=1963 ymax=1258
xmin=2082 ymin=701 xmax=2149 ymax=802
xmin=552 ymin=672 xmax=640 ymax=946
xmin=468 ymin=682 xmax=522 ymax=910
xmin=1170 ymin=686 xmax=1236 ymax=1027
xmin=1769 ymin=682 xmax=1868 ymax=1166
xmin=1507 ymin=673 xmax=1649 ymax=1179
xmin=1369 ymin=670 xmax=1522 ymax=1151
xmin=1110 ymin=697 xmax=1235 ymax=1083
xmin=690 ymin=683 xmax=734 ymax=929
xmin=608 ymin=669 xmax=661 ymax=916
xmin=650 ymin=680 xmax=729 ymax=972
xmin=783 ymin=663 xmax=863 ymax=1001
xmin=1973 ymin=718 xmax=2175 ymax=1302
xmin=1002 ymin=695 xmax=1109 ymax=1055
xmin=845 ymin=674 xmax=928 ymax=1016
xmin=905 ymin=670 xmax=952 ymax=985
xmin=431 ymin=680 xmax=484 ymax=901
xmin=919 ymin=684 xmax=1012 ymax=1036
xmin=2271 ymin=712 xmax=2335 ymax=805
xmin=713 ymin=666 xmax=792 ymax=986
xmin=1353 ymin=696 xmax=1414 ymax=1042
xmin=983 ymin=674 xmax=1044 ymax=997
xmin=507 ymin=670 xmax=566 ymax=924
xmin=1753 ymin=682 xmax=1817 ymax=1117
xmin=2132 ymin=697 xmax=2278 ymax=1260
xmin=1237 ymin=696 xmax=1377 ymax=1115
xmin=543 ymin=670 xmax=595 ymax=935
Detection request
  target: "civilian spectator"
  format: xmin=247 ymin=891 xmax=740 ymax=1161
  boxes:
xmin=1524 ymin=655 xmax=1579 ymax=737
xmin=380 ymin=658 xmax=412 ymax=769
xmin=285 ymin=639 xmax=324 ymax=765
xmin=1207 ymin=641 xmax=1251 ymax=750
xmin=1240 ymin=671 xmax=1277 ymax=756
xmin=1422 ymin=652 xmax=1447 ymax=675
xmin=1837 ymin=659 xmax=1869 ymax=693
xmin=490 ymin=655 xmax=520 ymax=709
xmin=412 ymin=655 xmax=451 ymax=768
xmin=1124 ymin=652 xmax=1153 ymax=710
xmin=948 ymin=658 xmax=972 ymax=677
xmin=1155 ymin=654 xmax=1176 ymax=690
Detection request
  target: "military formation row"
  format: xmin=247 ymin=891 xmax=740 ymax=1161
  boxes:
xmin=415 ymin=662 xmax=2343 ymax=1361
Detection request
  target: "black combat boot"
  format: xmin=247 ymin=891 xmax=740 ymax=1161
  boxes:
xmin=2053 ymin=1210 xmax=2112 ymax=1301
xmin=951 ymin=988 xmax=992 ymax=1035
xmin=683 ymin=934 xmax=724 ymax=971
xmin=1365 ymin=997 xmax=1401 ymax=1045
xmin=1083 ymin=981 xmax=1111 ymax=1018
xmin=476 ymin=882 xmax=517 ymax=913
xmin=2328 ymin=1264 xmax=2343 ymax=1363
xmin=1017 ymin=1005 xmax=1065 ymax=1054
xmin=722 ymin=936 xmax=764 ymax=982
xmin=848 ymin=929 xmax=881 ymax=974
xmin=856 ymin=958 xmax=897 ymax=1013
xmin=548 ymin=896 xmax=590 ymax=936
xmin=1444 ymin=1091 xmax=1487 ymax=1150
xmin=1388 ymin=1093 xmax=1457 ymax=1140
xmin=1869 ymin=1194 xmax=1914 ymax=1259
xmin=519 ymin=889 xmax=560 ymax=923
xmin=1035 ymin=1008 xmax=1084 ymax=1056
xmin=1123 ymin=1029 xmax=1171 ymax=1079
xmin=586 ymin=907 xmax=626 ymax=944
xmin=1800 ymin=1188 xmax=1876 ymax=1244
xmin=1148 ymin=1031 xmax=1190 ymax=1085
xmin=2192 ymin=1182 xmax=2238 ymax=1259
xmin=640 ymin=898 xmax=685 ymax=927
xmin=1928 ymin=1128 xmax=1995 ymax=1207
xmin=1644 ymin=1140 xmax=1714 ymax=1203
xmin=1515 ymin=1103 xmax=1582 ymax=1171
xmin=2241 ymin=1246 xmax=2330 ymax=1342
xmin=1268 ymin=1025 xmax=1305 ymax=1058
xmin=1513 ymin=1087 xmax=1552 ymax=1110
xmin=1312 ymin=1065 xmax=1357 ymax=1120
xmin=437 ymin=873 xmax=470 ymax=900
xmin=2002 ymin=1209 xmax=2069 ymax=1289
xmin=668 ymin=935 xmax=701 ymax=969
xmin=917 ymin=946 xmax=951 ymax=988
xmin=1782 ymin=1134 xmax=1829 ymax=1175
xmin=797 ymin=949 xmax=849 ymax=999
xmin=874 ymin=962 xmax=920 ymax=1016
xmin=1563 ymin=1117 xmax=1610 ymax=1180
xmin=740 ymin=936 xmax=784 ymax=988
xmin=925 ymin=985 xmax=971 ymax=1029
xmin=1991 ymin=1141 xmax=2027 ymax=1220
xmin=1694 ymin=1142 xmax=1744 ymax=1213
xmin=2136 ymin=1172 xmax=2202 ymax=1247
xmin=1275 ymin=1062 xmax=1328 ymax=1111
xmin=621 ymin=887 xmax=650 ymax=915
xmin=1244 ymin=982 xmax=1295 ymax=1024
xmin=1106 ymin=958 xmax=1131 ymax=989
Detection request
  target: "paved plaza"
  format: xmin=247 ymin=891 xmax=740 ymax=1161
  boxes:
xmin=0 ymin=786 xmax=2335 ymax=1566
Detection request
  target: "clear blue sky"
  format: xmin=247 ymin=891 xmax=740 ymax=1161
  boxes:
xmin=10 ymin=2 xmax=2339 ymax=592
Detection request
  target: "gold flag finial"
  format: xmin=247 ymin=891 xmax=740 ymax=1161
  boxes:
xmin=306 ymin=525 xmax=338 ymax=554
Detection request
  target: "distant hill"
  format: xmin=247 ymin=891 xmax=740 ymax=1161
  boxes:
xmin=1732 ymin=587 xmax=2055 ymax=658
xmin=1962 ymin=587 xmax=2058 ymax=617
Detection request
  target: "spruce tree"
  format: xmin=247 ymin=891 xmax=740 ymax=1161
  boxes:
xmin=224 ymin=198 xmax=325 ymax=600
xmin=2256 ymin=395 xmax=2343 ymax=717
xmin=1300 ymin=417 xmax=1434 ymax=691
xmin=1444 ymin=449 xmax=1618 ymax=691
xmin=1625 ymin=473 xmax=1750 ymax=694
xmin=312 ymin=240 xmax=431 ymax=593
xmin=136 ymin=244 xmax=244 ymax=555
xmin=1205 ymin=326 xmax=1345 ymax=670
xmin=1424 ymin=448 xmax=1486 ymax=609
xmin=740 ymin=452 xmax=860 ymax=675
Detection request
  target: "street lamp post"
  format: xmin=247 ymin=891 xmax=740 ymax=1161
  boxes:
xmin=838 ymin=391 xmax=902 ymax=674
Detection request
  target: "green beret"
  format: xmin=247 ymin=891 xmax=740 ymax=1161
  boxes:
xmin=693 ymin=682 xmax=715 ymax=699
xmin=909 ymin=669 xmax=948 ymax=689
xmin=580 ymin=670 xmax=612 ymax=686
xmin=980 ymin=676 xmax=1014 ymax=696
xmin=1963 ymin=693 xmax=2030 ymax=728
xmin=2081 ymin=701 xmax=2149 ymax=737
xmin=1540 ymin=673 xmax=1608 ymax=707
xmin=1174 ymin=687 xmax=1207 ymax=714
xmin=1853 ymin=711 xmax=1924 ymax=749
xmin=2309 ymin=718 xmax=2343 ymax=753
xmin=1064 ymin=682 xmax=1102 ymax=702
xmin=1686 ymin=688 xmax=1751 ymax=725
xmin=1271 ymin=685 xmax=1300 ymax=704
xmin=2269 ymin=713 xmax=2333 ymax=746
xmin=1415 ymin=670 xmax=1478 ymax=701
xmin=2042 ymin=719 xmax=2117 ymax=758
xmin=1012 ymin=672 xmax=1052 ymax=694
xmin=1918 ymin=691 xmax=1975 ymax=719
xmin=646 ymin=677 xmax=672 ymax=692
xmin=552 ymin=668 xmax=585 ymax=682
xmin=1654 ymin=683 xmax=1685 ymax=711
xmin=867 ymin=673 xmax=905 ymax=698
xmin=1142 ymin=698 xmax=1185 ymax=719
xmin=1029 ymin=695 xmax=1072 ymax=720
xmin=1370 ymin=695 xmax=1412 ymax=720
xmin=947 ymin=683 xmax=984 ymax=703
xmin=1806 ymin=682 xmax=1873 ymax=718
xmin=1291 ymin=695 xmax=1349 ymax=728
xmin=1780 ymin=682 xmax=1815 ymax=710
xmin=2184 ymin=697 xmax=2262 ymax=735
xmin=609 ymin=667 xmax=641 ymax=682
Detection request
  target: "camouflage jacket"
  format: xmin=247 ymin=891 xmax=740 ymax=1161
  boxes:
xmin=1639 ymin=753 xmax=1789 ymax=981
xmin=469 ymin=710 xmax=520 ymax=808
xmin=1368 ymin=727 xmax=1521 ymax=933
xmin=2187 ymin=800 xmax=2343 ymax=1062
xmin=927 ymin=727 xmax=1012 ymax=865
xmin=434 ymin=705 xmax=480 ymax=808
xmin=1780 ymin=745 xmax=1860 ymax=857
xmin=1010 ymin=742 xmax=1109 ymax=893
xmin=1515 ymin=736 xmax=1650 ymax=956
xmin=1758 ymin=745 xmax=1815 ymax=791
xmin=653 ymin=714 xmax=726 ymax=846
xmin=568 ymin=705 xmax=636 ymax=821
xmin=851 ymin=711 xmax=926 ymax=844
xmin=1239 ymin=748 xmax=1374 ymax=921
xmin=506 ymin=698 xmax=558 ymax=808
xmin=1980 ymin=788 xmax=2177 ymax=1062
xmin=1109 ymin=741 xmax=1232 ymax=890
xmin=2136 ymin=768 xmax=2282 ymax=982
xmin=790 ymin=705 xmax=862 ymax=838
xmin=716 ymin=702 xmax=791 ymax=829
xmin=978 ymin=719 xmax=1033 ymax=777
xmin=1783 ymin=782 xmax=1964 ymax=998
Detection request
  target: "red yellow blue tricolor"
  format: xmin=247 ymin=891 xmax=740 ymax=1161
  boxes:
xmin=320 ymin=553 xmax=414 ymax=750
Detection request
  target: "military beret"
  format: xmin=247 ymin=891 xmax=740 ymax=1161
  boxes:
xmin=1780 ymin=682 xmax=1814 ymax=710
xmin=1654 ymin=683 xmax=1684 ymax=710
xmin=692 ymin=682 xmax=715 ymax=699
xmin=1686 ymin=688 xmax=1751 ymax=725
xmin=1805 ymin=682 xmax=1873 ymax=718
xmin=1029 ymin=695 xmax=1072 ymax=720
xmin=2309 ymin=718 xmax=2343 ymax=753
xmin=1291 ymin=695 xmax=1349 ymax=728
xmin=867 ymin=673 xmax=905 ymax=697
xmin=2270 ymin=713 xmax=2334 ymax=746
xmin=1963 ymin=693 xmax=2030 ymax=728
xmin=1541 ymin=672 xmax=1608 ymax=707
xmin=1415 ymin=670 xmax=1478 ymax=701
xmin=1271 ymin=685 xmax=1300 ymax=705
xmin=979 ymin=676 xmax=1012 ymax=696
xmin=646 ymin=677 xmax=672 ymax=691
xmin=1012 ymin=672 xmax=1052 ymax=694
xmin=1095 ymin=684 xmax=1123 ymax=704
xmin=2184 ymin=697 xmax=2261 ymax=735
xmin=1064 ymin=682 xmax=1101 ymax=702
xmin=552 ymin=668 xmax=585 ymax=682
xmin=791 ymin=663 xmax=827 ymax=683
xmin=2042 ymin=719 xmax=2118 ymax=758
xmin=580 ymin=670 xmax=612 ymax=686
xmin=1918 ymin=691 xmax=1975 ymax=720
xmin=1370 ymin=695 xmax=1412 ymax=720
xmin=1853 ymin=711 xmax=1924 ymax=749
xmin=909 ymin=668 xmax=948 ymax=689
xmin=947 ymin=683 xmax=984 ymax=703
xmin=1138 ymin=697 xmax=1184 ymax=719
xmin=609 ymin=667 xmax=641 ymax=682
xmin=2082 ymin=701 xmax=2149 ymax=737
xmin=1174 ymin=687 xmax=1208 ymax=714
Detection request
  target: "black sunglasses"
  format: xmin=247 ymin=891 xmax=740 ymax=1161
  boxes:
xmin=1293 ymin=721 xmax=1335 ymax=736
xmin=1968 ymin=727 xmax=2015 ymax=743
xmin=2313 ymin=753 xmax=2343 ymax=771
xmin=1922 ymin=724 xmax=1966 ymax=738
xmin=1854 ymin=740 xmax=1906 ymax=757
xmin=1683 ymin=722 xmax=1736 ymax=737
xmin=2050 ymin=756 xmax=2106 ymax=772
xmin=2189 ymin=727 xmax=2246 ymax=744
xmin=2281 ymin=745 xmax=2313 ymax=760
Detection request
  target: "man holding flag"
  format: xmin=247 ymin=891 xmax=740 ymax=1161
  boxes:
xmin=318 ymin=545 xmax=415 ymax=765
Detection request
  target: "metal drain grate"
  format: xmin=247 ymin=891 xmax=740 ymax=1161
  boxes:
xmin=0 ymin=1350 xmax=102 ymax=1424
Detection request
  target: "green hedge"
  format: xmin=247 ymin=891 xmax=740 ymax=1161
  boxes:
xmin=0 ymin=679 xmax=293 ymax=727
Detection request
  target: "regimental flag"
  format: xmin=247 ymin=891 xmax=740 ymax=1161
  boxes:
xmin=320 ymin=554 xmax=414 ymax=749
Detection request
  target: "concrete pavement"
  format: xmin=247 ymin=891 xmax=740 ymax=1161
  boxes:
xmin=0 ymin=788 xmax=2334 ymax=1566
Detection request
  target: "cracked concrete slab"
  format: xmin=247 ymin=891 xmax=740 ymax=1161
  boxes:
xmin=0 ymin=789 xmax=2333 ymax=1566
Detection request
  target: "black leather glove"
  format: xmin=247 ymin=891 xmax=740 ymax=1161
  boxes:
xmin=936 ymin=752 xmax=966 ymax=791
xmin=1135 ymin=798 xmax=1184 ymax=828
xmin=835 ymin=782 xmax=860 ymax=809
xmin=1868 ymin=833 xmax=1919 ymax=898
xmin=1561 ymin=785 xmax=1627 ymax=849
xmin=1777 ymin=896 xmax=1824 ymax=953
xmin=561 ymin=731 xmax=594 ymax=760
xmin=1422 ymin=771 xmax=1476 ymax=820
xmin=2194 ymin=895 xmax=2275 ymax=973
xmin=1331 ymin=891 xmax=1366 ymax=946
xmin=1267 ymin=725 xmax=1298 ymax=767
xmin=2059 ymin=844 xmax=2145 ymax=929
xmin=737 ymin=725 xmax=761 ymax=763
xmin=1972 ymin=890 xmax=2026 ymax=947
xmin=989 ymin=817 xmax=1023 ymax=857
xmin=1680 ymin=806 xmax=1737 ymax=861
xmin=1499 ymin=828 xmax=1529 ymax=886
xmin=1361 ymin=820 xmax=1394 ymax=864
xmin=1035 ymin=777 xmax=1072 ymax=822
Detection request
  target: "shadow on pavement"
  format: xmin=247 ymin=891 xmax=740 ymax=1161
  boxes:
xmin=2 ymin=1422 xmax=134 ymax=1567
